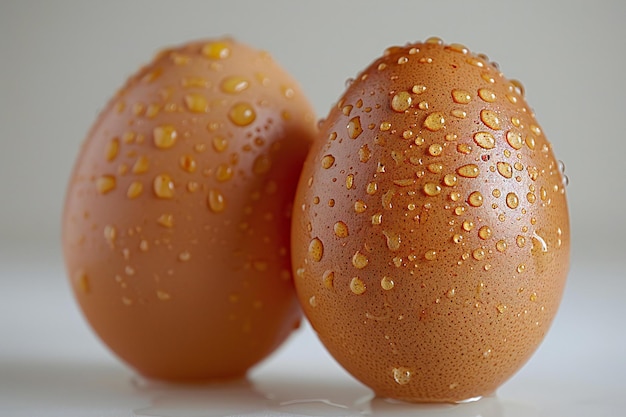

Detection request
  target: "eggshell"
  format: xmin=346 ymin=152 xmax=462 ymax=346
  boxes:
xmin=292 ymin=38 xmax=570 ymax=402
xmin=62 ymin=38 xmax=317 ymax=381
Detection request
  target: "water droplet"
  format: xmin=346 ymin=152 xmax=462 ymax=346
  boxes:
xmin=382 ymin=189 xmax=395 ymax=210
xmin=418 ymin=101 xmax=429 ymax=110
xmin=424 ymin=250 xmax=437 ymax=261
xmin=452 ymin=89 xmax=471 ymax=104
xmin=517 ymin=264 xmax=526 ymax=273
xmin=342 ymin=104 xmax=353 ymax=116
xmin=457 ymin=164 xmax=479 ymax=178
xmin=473 ymin=248 xmax=486 ymax=260
xmin=391 ymin=91 xmax=412 ymax=112
xmin=352 ymin=251 xmax=369 ymax=269
xmin=156 ymin=213 xmax=174 ymax=228
xmin=345 ymin=174 xmax=354 ymax=189
xmin=428 ymin=143 xmax=443 ymax=156
xmin=506 ymin=130 xmax=523 ymax=150
xmin=156 ymin=290 xmax=171 ymax=301
xmin=462 ymin=220 xmax=474 ymax=231
xmin=423 ymin=183 xmax=442 ymax=196
xmin=381 ymin=276 xmax=395 ymax=290
xmin=105 ymin=138 xmax=119 ymax=162
xmin=366 ymin=182 xmax=378 ymax=195
xmin=478 ymin=88 xmax=496 ymax=102
xmin=497 ymin=162 xmax=513 ymax=179
xmin=202 ymin=41 xmax=230 ymax=59
xmin=516 ymin=235 xmax=526 ymax=248
xmin=309 ymin=238 xmax=324 ymax=262
xmin=412 ymin=84 xmax=427 ymax=94
xmin=371 ymin=213 xmax=383 ymax=225
xmin=359 ymin=144 xmax=371 ymax=162
xmin=379 ymin=121 xmax=392 ymax=131
xmin=208 ymin=189 xmax=226 ymax=212
xmin=443 ymin=174 xmax=458 ymax=186
xmin=212 ymin=136 xmax=228 ymax=152
xmin=334 ymin=221 xmax=349 ymax=238
xmin=215 ymin=164 xmax=233 ymax=182
xmin=446 ymin=288 xmax=456 ymax=298
xmin=323 ymin=270 xmax=335 ymax=289
xmin=350 ymin=277 xmax=366 ymax=295
xmin=423 ymin=112 xmax=446 ymax=131
xmin=426 ymin=36 xmax=443 ymax=44
xmin=481 ymin=110 xmax=502 ymax=131
xmin=253 ymin=154 xmax=271 ymax=175
xmin=496 ymin=240 xmax=507 ymax=252
xmin=74 ymin=270 xmax=90 ymax=293
xmin=478 ymin=226 xmax=492 ymax=240
xmin=382 ymin=230 xmax=401 ymax=251
xmin=392 ymin=367 xmax=412 ymax=385
xmin=466 ymin=191 xmax=483 ymax=207
xmin=506 ymin=192 xmax=519 ymax=209
xmin=319 ymin=154 xmax=335 ymax=169
xmin=220 ymin=76 xmax=249 ymax=94
xmin=427 ymin=163 xmax=444 ymax=174
xmin=126 ymin=181 xmax=143 ymax=199
xmin=96 ymin=175 xmax=116 ymax=194
xmin=453 ymin=234 xmax=463 ymax=244
xmin=153 ymin=125 xmax=177 ymax=149
xmin=473 ymin=132 xmax=495 ymax=149
xmin=176 ymin=154 xmax=196 ymax=173
xmin=451 ymin=109 xmax=467 ymax=119
xmin=530 ymin=292 xmax=538 ymax=302
xmin=348 ymin=116 xmax=363 ymax=139
xmin=178 ymin=251 xmax=191 ymax=262
xmin=354 ymin=200 xmax=367 ymax=213
xmin=184 ymin=93 xmax=208 ymax=113
xmin=152 ymin=174 xmax=174 ymax=198
xmin=308 ymin=295 xmax=317 ymax=307
xmin=229 ymin=102 xmax=256 ymax=126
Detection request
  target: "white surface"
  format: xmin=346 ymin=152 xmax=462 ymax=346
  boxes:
xmin=0 ymin=242 xmax=624 ymax=416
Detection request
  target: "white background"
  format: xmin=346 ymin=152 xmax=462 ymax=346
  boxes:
xmin=1 ymin=1 xmax=625 ymax=416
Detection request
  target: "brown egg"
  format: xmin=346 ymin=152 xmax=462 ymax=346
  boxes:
xmin=292 ymin=37 xmax=570 ymax=402
xmin=62 ymin=38 xmax=317 ymax=381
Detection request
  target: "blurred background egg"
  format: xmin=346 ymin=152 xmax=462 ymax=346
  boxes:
xmin=62 ymin=38 xmax=317 ymax=380
xmin=291 ymin=38 xmax=569 ymax=402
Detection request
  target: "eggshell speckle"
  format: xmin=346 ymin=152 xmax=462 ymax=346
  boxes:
xmin=63 ymin=38 xmax=317 ymax=381
xmin=291 ymin=38 xmax=570 ymax=402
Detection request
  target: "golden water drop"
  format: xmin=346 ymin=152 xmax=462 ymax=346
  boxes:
xmin=208 ymin=189 xmax=226 ymax=212
xmin=216 ymin=164 xmax=233 ymax=182
xmin=220 ymin=76 xmax=249 ymax=94
xmin=474 ymin=132 xmax=495 ymax=149
xmin=427 ymin=163 xmax=444 ymax=174
xmin=366 ymin=182 xmax=378 ymax=195
xmin=506 ymin=192 xmax=519 ymax=209
xmin=202 ymin=41 xmax=230 ymax=59
xmin=229 ymin=102 xmax=256 ymax=126
xmin=105 ymin=138 xmax=119 ymax=161
xmin=451 ymin=109 xmax=467 ymax=119
xmin=354 ymin=200 xmax=367 ymax=213
xmin=506 ymin=130 xmax=523 ymax=150
xmin=359 ymin=144 xmax=371 ymax=162
xmin=309 ymin=238 xmax=324 ymax=262
xmin=372 ymin=213 xmax=382 ymax=225
xmin=381 ymin=276 xmax=395 ymax=290
xmin=462 ymin=220 xmax=475 ymax=231
xmin=478 ymin=88 xmax=496 ymax=102
xmin=348 ymin=116 xmax=363 ymax=139
xmin=428 ymin=143 xmax=443 ymax=156
xmin=496 ymin=240 xmax=507 ymax=252
xmin=253 ymin=154 xmax=272 ymax=175
xmin=468 ymin=191 xmax=484 ymax=207
xmin=346 ymin=174 xmax=354 ymax=189
xmin=153 ymin=125 xmax=177 ymax=149
xmin=391 ymin=91 xmax=412 ymax=112
xmin=444 ymin=174 xmax=458 ymax=186
xmin=517 ymin=264 xmax=526 ymax=273
xmin=382 ymin=189 xmax=395 ymax=210
xmin=179 ymin=155 xmax=197 ymax=173
xmin=212 ymin=136 xmax=228 ymax=152
xmin=103 ymin=225 xmax=116 ymax=246
xmin=423 ymin=183 xmax=442 ymax=196
xmin=478 ymin=226 xmax=492 ymax=240
xmin=334 ymin=221 xmax=349 ymax=238
xmin=393 ymin=367 xmax=412 ymax=385
xmin=75 ymin=270 xmax=90 ymax=293
xmin=350 ymin=277 xmax=366 ymax=295
xmin=184 ymin=93 xmax=208 ymax=113
xmin=321 ymin=155 xmax=335 ymax=169
xmin=96 ymin=175 xmax=116 ymax=194
xmin=452 ymin=89 xmax=471 ymax=104
xmin=423 ymin=112 xmax=445 ymax=131
xmin=352 ymin=251 xmax=369 ymax=269
xmin=473 ymin=248 xmax=486 ymax=260
xmin=497 ymin=162 xmax=513 ymax=178
xmin=425 ymin=250 xmax=437 ymax=261
xmin=383 ymin=230 xmax=401 ymax=251
xmin=157 ymin=213 xmax=174 ymax=228
xmin=457 ymin=164 xmax=479 ymax=178
xmin=516 ymin=235 xmax=526 ymax=248
xmin=480 ymin=109 xmax=501 ymax=130
xmin=153 ymin=174 xmax=174 ymax=198
xmin=323 ymin=270 xmax=335 ymax=289
xmin=493 ymin=188 xmax=502 ymax=198
xmin=127 ymin=181 xmax=143 ymax=199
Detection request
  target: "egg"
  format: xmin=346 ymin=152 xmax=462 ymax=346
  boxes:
xmin=62 ymin=38 xmax=317 ymax=381
xmin=291 ymin=37 xmax=569 ymax=402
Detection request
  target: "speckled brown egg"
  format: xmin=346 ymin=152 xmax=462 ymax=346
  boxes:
xmin=291 ymin=38 xmax=569 ymax=402
xmin=62 ymin=38 xmax=317 ymax=381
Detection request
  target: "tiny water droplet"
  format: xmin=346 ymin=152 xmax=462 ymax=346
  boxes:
xmin=457 ymin=164 xmax=479 ymax=178
xmin=321 ymin=154 xmax=335 ymax=169
xmin=391 ymin=91 xmax=412 ymax=112
xmin=383 ymin=230 xmax=401 ymax=251
xmin=423 ymin=183 xmax=442 ymax=196
xmin=452 ymin=89 xmax=471 ymax=104
xmin=352 ymin=251 xmax=369 ymax=269
xmin=157 ymin=213 xmax=174 ymax=228
xmin=153 ymin=125 xmax=177 ymax=149
xmin=126 ymin=181 xmax=143 ymax=199
xmin=334 ymin=221 xmax=349 ymax=238
xmin=497 ymin=162 xmax=513 ymax=179
xmin=323 ymin=270 xmax=335 ymax=289
xmin=474 ymin=132 xmax=495 ymax=149
xmin=478 ymin=226 xmax=492 ymax=240
xmin=220 ymin=76 xmax=249 ymax=94
xmin=392 ymin=367 xmax=412 ymax=385
xmin=350 ymin=277 xmax=366 ymax=295
xmin=424 ymin=250 xmax=437 ymax=261
xmin=506 ymin=192 xmax=519 ymax=209
xmin=468 ymin=191 xmax=484 ymax=207
xmin=480 ymin=109 xmax=501 ymax=130
xmin=96 ymin=175 xmax=116 ymax=194
xmin=202 ymin=41 xmax=230 ymax=59
xmin=381 ymin=276 xmax=395 ymax=290
xmin=478 ymin=88 xmax=497 ymax=102
xmin=348 ymin=116 xmax=363 ymax=139
xmin=423 ymin=112 xmax=446 ymax=131
xmin=184 ymin=93 xmax=208 ymax=113
xmin=153 ymin=174 xmax=174 ymax=199
xmin=354 ymin=200 xmax=367 ymax=213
